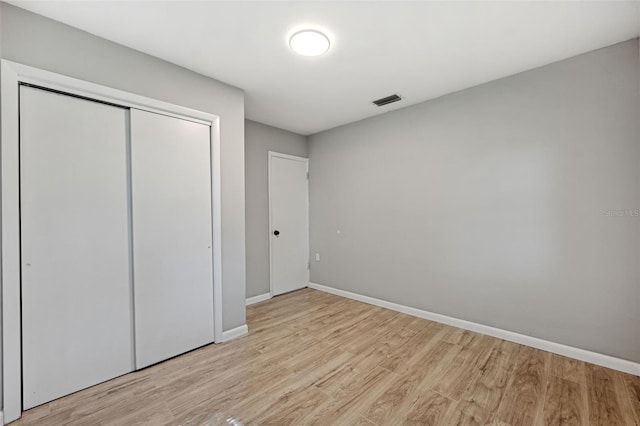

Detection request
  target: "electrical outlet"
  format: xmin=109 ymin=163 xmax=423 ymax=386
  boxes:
xmin=315 ymin=253 xmax=320 ymax=261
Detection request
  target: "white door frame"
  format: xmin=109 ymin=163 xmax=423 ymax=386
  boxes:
xmin=267 ymin=151 xmax=309 ymax=297
xmin=0 ymin=60 xmax=224 ymax=423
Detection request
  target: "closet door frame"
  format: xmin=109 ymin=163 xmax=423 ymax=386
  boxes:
xmin=0 ymin=60 xmax=223 ymax=424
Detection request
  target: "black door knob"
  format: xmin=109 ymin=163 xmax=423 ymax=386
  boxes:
xmin=273 ymin=230 xmax=280 ymax=236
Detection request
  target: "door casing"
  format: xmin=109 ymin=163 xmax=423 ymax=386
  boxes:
xmin=268 ymin=151 xmax=310 ymax=296
xmin=0 ymin=60 xmax=223 ymax=424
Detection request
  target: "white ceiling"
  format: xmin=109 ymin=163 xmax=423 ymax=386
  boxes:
xmin=8 ymin=1 xmax=640 ymax=135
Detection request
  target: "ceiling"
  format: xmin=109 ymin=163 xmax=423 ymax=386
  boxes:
xmin=8 ymin=1 xmax=640 ymax=135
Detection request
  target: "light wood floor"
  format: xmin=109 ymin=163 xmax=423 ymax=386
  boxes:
xmin=13 ymin=288 xmax=640 ymax=425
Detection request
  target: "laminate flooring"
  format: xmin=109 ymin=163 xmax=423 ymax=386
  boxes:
xmin=12 ymin=288 xmax=640 ymax=425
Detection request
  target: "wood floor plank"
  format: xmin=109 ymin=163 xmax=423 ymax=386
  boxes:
xmin=541 ymin=376 xmax=586 ymax=426
xmin=361 ymin=339 xmax=461 ymax=425
xmin=310 ymin=362 xmax=360 ymax=398
xmin=615 ymin=371 xmax=640 ymax=425
xmin=352 ymin=415 xmax=377 ymax=426
xmin=347 ymin=325 xmax=419 ymax=372
xmin=302 ymin=366 xmax=398 ymax=425
xmin=320 ymin=307 xmax=388 ymax=351
xmin=585 ymin=363 xmax=627 ymax=425
xmin=454 ymin=340 xmax=517 ymax=424
xmin=621 ymin=372 xmax=640 ymax=424
xmin=283 ymin=341 xmax=354 ymax=386
xmin=313 ymin=303 xmax=383 ymax=341
xmin=445 ymin=328 xmax=480 ymax=346
xmin=430 ymin=333 xmax=495 ymax=401
xmin=441 ymin=400 xmax=487 ymax=426
xmin=240 ymin=381 xmax=329 ymax=425
xmin=416 ymin=339 xmax=464 ymax=391
xmin=11 ymin=288 xmax=640 ymax=426
xmin=392 ymin=389 xmax=454 ymax=426
xmin=549 ymin=353 xmax=587 ymax=386
xmin=384 ymin=311 xmax=425 ymax=330
xmin=166 ymin=362 xmax=289 ymax=421
xmin=379 ymin=322 xmax=446 ymax=373
xmin=492 ymin=346 xmax=549 ymax=426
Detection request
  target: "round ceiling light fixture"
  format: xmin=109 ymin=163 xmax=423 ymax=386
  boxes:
xmin=289 ymin=30 xmax=330 ymax=56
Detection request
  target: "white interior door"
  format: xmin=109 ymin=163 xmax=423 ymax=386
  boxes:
xmin=20 ymin=86 xmax=134 ymax=409
xmin=130 ymin=109 xmax=214 ymax=369
xmin=269 ymin=152 xmax=309 ymax=295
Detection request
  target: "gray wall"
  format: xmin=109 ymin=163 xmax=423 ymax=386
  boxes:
xmin=309 ymin=39 xmax=640 ymax=362
xmin=245 ymin=119 xmax=307 ymax=298
xmin=0 ymin=3 xmax=247 ymax=332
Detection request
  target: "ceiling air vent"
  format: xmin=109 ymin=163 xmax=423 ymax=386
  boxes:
xmin=372 ymin=94 xmax=402 ymax=107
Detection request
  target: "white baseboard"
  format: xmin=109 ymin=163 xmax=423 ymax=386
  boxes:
xmin=246 ymin=292 xmax=272 ymax=306
xmin=0 ymin=410 xmax=4 ymax=426
xmin=222 ymin=324 xmax=248 ymax=342
xmin=308 ymin=282 xmax=640 ymax=376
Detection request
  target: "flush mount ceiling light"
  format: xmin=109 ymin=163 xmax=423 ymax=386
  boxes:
xmin=289 ymin=30 xmax=330 ymax=56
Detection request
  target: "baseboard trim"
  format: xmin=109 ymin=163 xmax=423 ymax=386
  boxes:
xmin=222 ymin=324 xmax=248 ymax=342
xmin=308 ymin=282 xmax=640 ymax=376
xmin=246 ymin=292 xmax=272 ymax=306
xmin=0 ymin=410 xmax=5 ymax=425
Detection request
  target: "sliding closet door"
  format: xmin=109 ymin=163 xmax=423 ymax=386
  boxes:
xmin=130 ymin=109 xmax=214 ymax=369
xmin=20 ymin=86 xmax=133 ymax=409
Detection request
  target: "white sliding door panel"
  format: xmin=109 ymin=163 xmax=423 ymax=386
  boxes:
xmin=20 ymin=86 xmax=133 ymax=409
xmin=269 ymin=153 xmax=309 ymax=296
xmin=131 ymin=109 xmax=214 ymax=369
